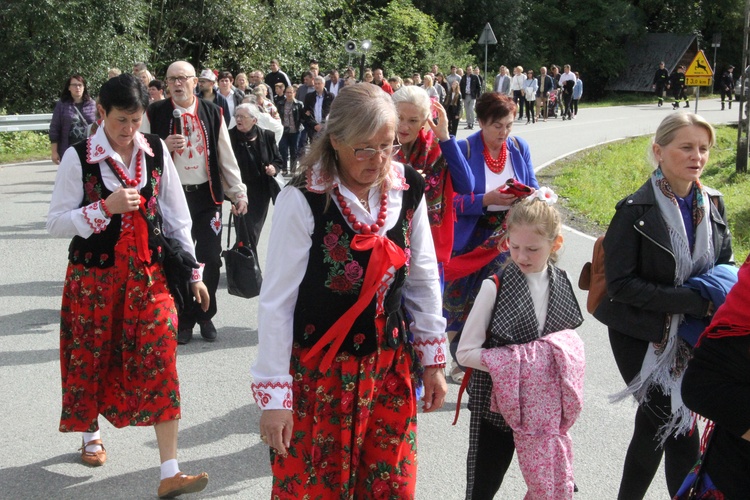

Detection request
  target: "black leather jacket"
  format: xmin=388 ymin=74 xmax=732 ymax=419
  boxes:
xmin=594 ymin=180 xmax=733 ymax=342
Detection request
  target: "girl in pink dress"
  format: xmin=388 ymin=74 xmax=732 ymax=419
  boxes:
xmin=457 ymin=193 xmax=585 ymax=499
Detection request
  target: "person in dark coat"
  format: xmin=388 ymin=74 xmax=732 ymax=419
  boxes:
xmin=229 ymin=103 xmax=284 ymax=243
xmin=594 ymin=112 xmax=733 ymax=499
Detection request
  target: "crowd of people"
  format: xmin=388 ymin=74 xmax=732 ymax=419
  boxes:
xmin=46 ymin=56 xmax=747 ymax=500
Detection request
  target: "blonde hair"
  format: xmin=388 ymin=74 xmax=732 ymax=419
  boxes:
xmin=649 ymin=112 xmax=716 ymax=166
xmin=504 ymin=198 xmax=563 ymax=264
xmin=300 ymin=83 xmax=397 ymax=191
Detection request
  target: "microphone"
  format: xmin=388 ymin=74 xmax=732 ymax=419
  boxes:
xmin=172 ymin=109 xmax=183 ymax=135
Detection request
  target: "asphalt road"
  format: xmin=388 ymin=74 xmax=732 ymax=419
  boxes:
xmin=0 ymin=97 xmax=739 ymax=499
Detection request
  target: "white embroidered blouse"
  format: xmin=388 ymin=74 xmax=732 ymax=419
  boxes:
xmin=250 ymin=162 xmax=447 ymax=410
xmin=47 ymin=123 xmax=203 ymax=281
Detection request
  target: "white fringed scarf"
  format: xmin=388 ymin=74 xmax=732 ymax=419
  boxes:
xmin=613 ymin=168 xmax=714 ymax=445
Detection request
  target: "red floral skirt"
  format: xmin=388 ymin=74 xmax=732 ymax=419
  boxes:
xmin=59 ymin=229 xmax=180 ymax=432
xmin=271 ymin=318 xmax=419 ymax=499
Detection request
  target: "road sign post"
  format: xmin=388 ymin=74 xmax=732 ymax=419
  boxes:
xmin=685 ymin=50 xmax=714 ymax=113
xmin=478 ymin=23 xmax=497 ymax=94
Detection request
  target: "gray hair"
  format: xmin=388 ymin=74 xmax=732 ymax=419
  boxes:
xmin=235 ymin=102 xmax=262 ymax=121
xmin=300 ymin=83 xmax=397 ymax=189
xmin=649 ymin=112 xmax=716 ymax=166
xmin=391 ymin=85 xmax=431 ymax=121
xmin=313 ymin=75 xmax=325 ymax=84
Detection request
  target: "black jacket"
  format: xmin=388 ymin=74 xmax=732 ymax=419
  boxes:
xmin=275 ymin=97 xmax=304 ymax=132
xmin=302 ymin=89 xmax=333 ymax=130
xmin=459 ymin=74 xmax=481 ymax=99
xmin=594 ymin=180 xmax=733 ymax=342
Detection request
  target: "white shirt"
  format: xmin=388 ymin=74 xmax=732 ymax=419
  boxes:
xmin=510 ymin=73 xmax=526 ymax=91
xmin=314 ymin=92 xmax=324 ymax=123
xmin=140 ymin=99 xmax=247 ymax=204
xmin=485 ymin=156 xmax=515 ymax=211
xmin=250 ymin=162 xmax=447 ymax=410
xmin=47 ymin=124 xmax=203 ymax=280
xmin=559 ymin=71 xmax=577 ymax=88
xmin=221 ymin=89 xmax=237 ymax=129
xmin=457 ymin=266 xmax=550 ymax=371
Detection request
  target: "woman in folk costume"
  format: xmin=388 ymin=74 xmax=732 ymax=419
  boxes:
xmin=457 ymin=194 xmax=585 ymax=499
xmin=47 ymin=74 xmax=210 ymax=498
xmin=594 ymin=112 xmax=733 ymax=499
xmin=442 ymin=92 xmax=539 ymax=383
xmin=251 ymin=83 xmax=448 ymax=499
xmin=391 ymin=84 xmax=474 ymax=284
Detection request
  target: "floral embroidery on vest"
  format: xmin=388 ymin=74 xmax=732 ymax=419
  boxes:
xmin=322 ymin=221 xmax=364 ymax=294
xmin=402 ymin=208 xmax=415 ymax=269
xmin=83 ymin=173 xmax=102 ymax=202
xmin=146 ymin=168 xmax=161 ymax=218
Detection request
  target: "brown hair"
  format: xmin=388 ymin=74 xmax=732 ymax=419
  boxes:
xmin=475 ymin=92 xmax=516 ymax=124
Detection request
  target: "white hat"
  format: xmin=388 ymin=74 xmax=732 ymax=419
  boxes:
xmin=198 ymin=69 xmax=216 ymax=82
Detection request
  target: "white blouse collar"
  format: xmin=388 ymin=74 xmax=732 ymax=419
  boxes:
xmin=86 ymin=122 xmax=155 ymax=164
xmin=304 ymin=161 xmax=410 ymax=194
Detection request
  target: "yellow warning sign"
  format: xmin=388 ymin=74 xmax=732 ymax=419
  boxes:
xmin=685 ymin=50 xmax=713 ymax=77
xmin=686 ymin=76 xmax=712 ymax=86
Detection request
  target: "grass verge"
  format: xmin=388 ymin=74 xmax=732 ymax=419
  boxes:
xmin=0 ymin=131 xmax=50 ymax=164
xmin=537 ymin=125 xmax=750 ymax=262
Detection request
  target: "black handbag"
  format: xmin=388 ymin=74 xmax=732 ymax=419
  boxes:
xmin=222 ymin=213 xmax=263 ymax=298
xmin=105 ymin=162 xmax=199 ymax=313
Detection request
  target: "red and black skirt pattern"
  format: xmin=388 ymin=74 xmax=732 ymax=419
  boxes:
xmin=271 ymin=317 xmax=419 ymax=499
xmin=59 ymin=219 xmax=181 ymax=432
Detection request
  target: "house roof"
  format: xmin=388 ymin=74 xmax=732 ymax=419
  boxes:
xmin=607 ymin=33 xmax=698 ymax=92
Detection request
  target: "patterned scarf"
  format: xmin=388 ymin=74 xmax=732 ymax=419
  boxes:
xmin=394 ymin=128 xmax=455 ymax=263
xmin=613 ymin=167 xmax=714 ymax=444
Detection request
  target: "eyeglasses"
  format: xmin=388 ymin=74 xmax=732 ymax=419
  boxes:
xmin=350 ymin=142 xmax=402 ymax=161
xmin=234 ymin=114 xmax=254 ymax=121
xmin=69 ymin=83 xmax=84 ymax=88
xmin=166 ymin=75 xmax=195 ymax=84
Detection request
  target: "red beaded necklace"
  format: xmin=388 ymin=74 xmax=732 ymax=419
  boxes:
xmin=106 ymin=152 xmax=142 ymax=187
xmin=482 ymin=137 xmax=508 ymax=174
xmin=334 ymin=186 xmax=388 ymax=235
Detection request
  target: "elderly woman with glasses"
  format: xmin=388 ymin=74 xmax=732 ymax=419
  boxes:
xmin=228 ymin=103 xmax=284 ymax=244
xmin=251 ymin=83 xmax=447 ymax=499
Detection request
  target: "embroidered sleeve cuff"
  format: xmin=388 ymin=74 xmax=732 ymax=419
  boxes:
xmin=251 ymin=378 xmax=294 ymax=410
xmin=413 ymin=337 xmax=447 ymax=367
xmin=190 ymin=263 xmax=205 ymax=283
xmin=82 ymin=202 xmax=110 ymax=233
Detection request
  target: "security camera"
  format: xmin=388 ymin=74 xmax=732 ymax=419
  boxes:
xmin=345 ymin=40 xmax=358 ymax=53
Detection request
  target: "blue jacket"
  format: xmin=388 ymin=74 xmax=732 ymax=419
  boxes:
xmin=679 ymin=264 xmax=739 ymax=346
xmin=452 ymin=132 xmax=538 ymax=252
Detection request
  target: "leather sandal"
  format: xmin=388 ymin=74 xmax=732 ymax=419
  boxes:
xmin=79 ymin=438 xmax=107 ymax=466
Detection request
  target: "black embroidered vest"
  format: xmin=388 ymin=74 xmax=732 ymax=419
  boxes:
xmin=67 ymin=134 xmax=165 ymax=268
xmin=292 ymin=166 xmax=425 ymax=357
xmin=146 ymin=98 xmax=224 ymax=204
xmin=468 ymin=262 xmax=583 ymax=424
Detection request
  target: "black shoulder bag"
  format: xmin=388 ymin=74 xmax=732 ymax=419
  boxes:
xmin=105 ymin=162 xmax=199 ymax=313
xmin=222 ymin=213 xmax=263 ymax=298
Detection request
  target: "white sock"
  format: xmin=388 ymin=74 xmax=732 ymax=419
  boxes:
xmin=160 ymin=458 xmax=180 ymax=480
xmin=82 ymin=431 xmax=102 ymax=453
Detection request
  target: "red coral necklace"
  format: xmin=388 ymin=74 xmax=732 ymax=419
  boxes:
xmin=483 ymin=141 xmax=508 ymax=174
xmin=334 ymin=186 xmax=388 ymax=235
xmin=106 ymin=153 xmax=142 ymax=187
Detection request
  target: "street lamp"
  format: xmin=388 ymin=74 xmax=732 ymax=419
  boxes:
xmin=360 ymin=40 xmax=371 ymax=81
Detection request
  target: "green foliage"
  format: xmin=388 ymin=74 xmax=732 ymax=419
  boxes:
xmin=0 ymin=131 xmax=50 ymax=164
xmin=0 ymin=0 xmax=149 ymax=113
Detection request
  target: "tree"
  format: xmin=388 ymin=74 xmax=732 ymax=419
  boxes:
xmin=0 ymin=0 xmax=148 ymax=113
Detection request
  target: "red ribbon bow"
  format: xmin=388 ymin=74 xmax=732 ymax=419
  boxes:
xmin=302 ymin=233 xmax=407 ymax=370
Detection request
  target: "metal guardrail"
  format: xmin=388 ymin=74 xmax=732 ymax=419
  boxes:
xmin=0 ymin=114 xmax=53 ymax=132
